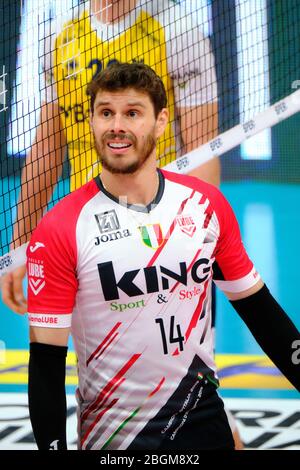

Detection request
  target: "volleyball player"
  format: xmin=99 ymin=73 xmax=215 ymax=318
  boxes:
xmin=2 ymin=0 xmax=246 ymax=446
xmin=26 ymin=62 xmax=300 ymax=450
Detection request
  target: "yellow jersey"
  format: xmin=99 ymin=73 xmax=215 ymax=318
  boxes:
xmin=53 ymin=10 xmax=176 ymax=190
xmin=46 ymin=2 xmax=217 ymax=191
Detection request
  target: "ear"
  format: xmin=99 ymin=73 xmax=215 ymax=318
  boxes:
xmin=155 ymin=108 xmax=169 ymax=139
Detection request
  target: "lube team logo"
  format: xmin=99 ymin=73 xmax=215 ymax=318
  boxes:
xmin=176 ymin=215 xmax=196 ymax=237
xmin=94 ymin=210 xmax=131 ymax=245
xmin=28 ymin=259 xmax=45 ymax=296
xmin=138 ymin=224 xmax=164 ymax=249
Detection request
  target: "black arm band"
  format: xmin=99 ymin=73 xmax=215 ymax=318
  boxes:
xmin=28 ymin=342 xmax=68 ymax=450
xmin=230 ymin=285 xmax=300 ymax=392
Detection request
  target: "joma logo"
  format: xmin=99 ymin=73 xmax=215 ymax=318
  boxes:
xmin=95 ymin=210 xmax=120 ymax=234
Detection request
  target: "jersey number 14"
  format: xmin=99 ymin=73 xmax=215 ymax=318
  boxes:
xmin=155 ymin=316 xmax=185 ymax=355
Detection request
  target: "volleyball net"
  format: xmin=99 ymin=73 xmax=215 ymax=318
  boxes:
xmin=1 ymin=0 xmax=300 ymax=275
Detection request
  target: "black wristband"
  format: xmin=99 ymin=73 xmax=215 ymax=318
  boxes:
xmin=28 ymin=342 xmax=68 ymax=450
xmin=230 ymin=285 xmax=300 ymax=391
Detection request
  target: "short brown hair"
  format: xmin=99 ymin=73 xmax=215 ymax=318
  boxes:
xmin=86 ymin=62 xmax=167 ymax=117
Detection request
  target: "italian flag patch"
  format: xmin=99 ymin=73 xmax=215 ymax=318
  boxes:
xmin=138 ymin=224 xmax=164 ymax=249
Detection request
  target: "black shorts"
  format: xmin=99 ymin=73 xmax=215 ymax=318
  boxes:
xmin=128 ymin=376 xmax=235 ymax=451
xmin=157 ymin=383 xmax=235 ymax=451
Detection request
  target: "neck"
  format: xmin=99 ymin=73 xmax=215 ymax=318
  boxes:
xmin=100 ymin=156 xmax=159 ymax=207
xmin=91 ymin=0 xmax=137 ymax=24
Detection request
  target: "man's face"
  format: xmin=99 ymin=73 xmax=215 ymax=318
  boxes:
xmin=90 ymin=88 xmax=167 ymax=174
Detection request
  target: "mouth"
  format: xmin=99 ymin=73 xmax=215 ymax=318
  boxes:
xmin=106 ymin=140 xmax=133 ymax=154
xmin=108 ymin=142 xmax=132 ymax=149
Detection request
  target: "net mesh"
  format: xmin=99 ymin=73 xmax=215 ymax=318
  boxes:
xmin=1 ymin=0 xmax=300 ymax=262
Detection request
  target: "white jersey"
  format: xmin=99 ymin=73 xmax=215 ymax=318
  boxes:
xmin=27 ymin=170 xmax=259 ymax=450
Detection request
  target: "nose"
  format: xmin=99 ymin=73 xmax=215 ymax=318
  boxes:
xmin=110 ymin=113 xmax=126 ymax=135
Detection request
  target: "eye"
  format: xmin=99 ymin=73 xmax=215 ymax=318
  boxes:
xmin=128 ymin=110 xmax=138 ymax=118
xmin=102 ymin=109 xmax=111 ymax=117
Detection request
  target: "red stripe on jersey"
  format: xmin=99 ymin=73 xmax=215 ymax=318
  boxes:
xmin=148 ymin=377 xmax=166 ymax=398
xmin=154 ymin=224 xmax=164 ymax=247
xmin=185 ymin=278 xmax=210 ymax=342
xmin=82 ymin=354 xmax=141 ymax=421
xmin=81 ymin=397 xmax=119 ymax=448
xmin=82 ymin=375 xmax=125 ymax=423
xmin=86 ymin=322 xmax=122 ymax=367
xmin=172 ymin=278 xmax=210 ymax=356
xmin=199 ymin=194 xmax=206 ymax=204
xmin=95 ymin=332 xmax=119 ymax=361
xmin=147 ymin=190 xmax=196 ymax=267
xmin=203 ymin=202 xmax=214 ymax=229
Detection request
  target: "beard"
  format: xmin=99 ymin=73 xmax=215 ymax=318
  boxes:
xmin=94 ymin=131 xmax=157 ymax=175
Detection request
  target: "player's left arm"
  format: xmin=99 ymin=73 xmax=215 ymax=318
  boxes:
xmin=212 ymin=188 xmax=300 ymax=391
xmin=224 ymin=279 xmax=300 ymax=392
